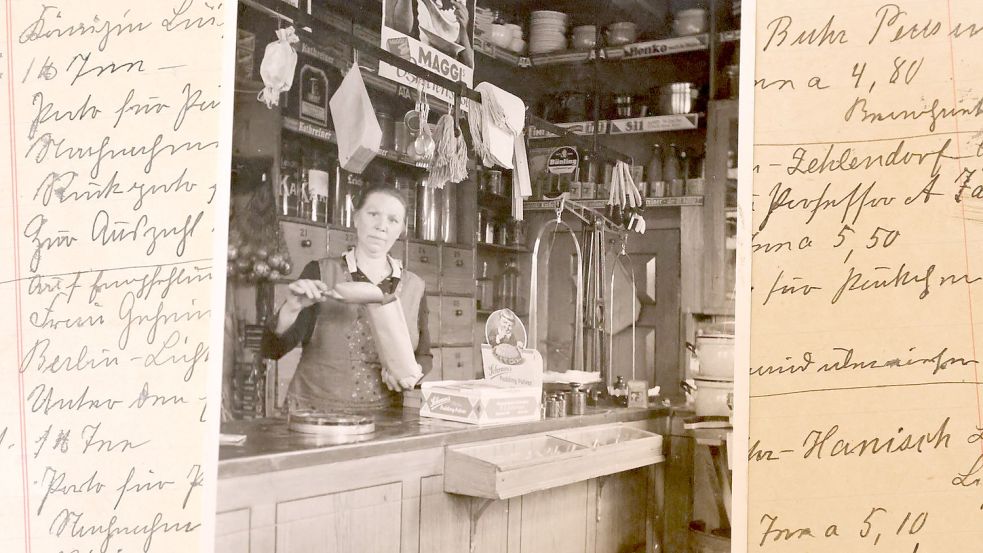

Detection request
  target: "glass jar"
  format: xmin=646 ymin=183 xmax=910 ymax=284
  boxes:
xmin=476 ymin=262 xmax=494 ymax=310
xmin=495 ymin=257 xmax=520 ymax=311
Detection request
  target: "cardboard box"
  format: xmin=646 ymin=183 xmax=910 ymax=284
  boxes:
xmin=420 ymin=380 xmax=541 ymax=425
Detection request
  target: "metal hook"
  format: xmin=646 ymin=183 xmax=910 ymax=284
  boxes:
xmin=556 ymin=194 xmax=566 ymax=222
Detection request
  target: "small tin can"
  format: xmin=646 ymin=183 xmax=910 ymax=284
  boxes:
xmin=567 ymin=385 xmax=587 ymax=416
xmin=545 ymin=396 xmax=563 ymax=418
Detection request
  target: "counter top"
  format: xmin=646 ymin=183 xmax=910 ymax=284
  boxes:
xmin=219 ymin=406 xmax=669 ymax=478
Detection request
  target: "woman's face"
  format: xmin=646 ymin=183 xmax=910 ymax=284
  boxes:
xmin=354 ymin=192 xmax=406 ymax=256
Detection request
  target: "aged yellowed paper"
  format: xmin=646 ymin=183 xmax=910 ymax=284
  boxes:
xmin=747 ymin=1 xmax=983 ymax=551
xmin=0 ymin=1 xmax=234 ymax=551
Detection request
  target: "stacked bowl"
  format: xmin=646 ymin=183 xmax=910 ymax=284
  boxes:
xmin=529 ymin=11 xmax=568 ymax=54
xmin=570 ymin=25 xmax=597 ymax=50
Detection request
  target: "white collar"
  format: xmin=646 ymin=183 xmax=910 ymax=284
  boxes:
xmin=343 ymin=248 xmax=402 ymax=279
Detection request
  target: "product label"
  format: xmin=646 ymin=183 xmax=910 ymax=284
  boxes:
xmin=547 ymin=146 xmax=579 ymax=175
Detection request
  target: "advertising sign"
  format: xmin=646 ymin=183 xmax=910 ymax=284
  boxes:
xmin=379 ymin=0 xmax=476 ymax=104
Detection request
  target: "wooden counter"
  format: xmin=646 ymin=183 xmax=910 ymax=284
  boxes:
xmin=217 ymin=407 xmax=669 ymax=553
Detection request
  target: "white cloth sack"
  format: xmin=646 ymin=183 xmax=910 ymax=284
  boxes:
xmin=257 ymin=27 xmax=299 ymax=108
xmin=330 ymin=64 xmax=382 ymax=173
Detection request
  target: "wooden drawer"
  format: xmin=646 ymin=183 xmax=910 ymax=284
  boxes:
xmin=326 ymin=228 xmax=357 ymax=257
xmin=440 ymin=246 xmax=474 ymax=295
xmin=407 ymin=242 xmax=439 ymax=292
xmin=424 ymin=294 xmax=441 ymax=344
xmin=279 ymin=221 xmax=327 ymax=279
xmin=439 ymin=297 xmax=474 ymax=345
xmin=441 ymin=347 xmax=475 ymax=381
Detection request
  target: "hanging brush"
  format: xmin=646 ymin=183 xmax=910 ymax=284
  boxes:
xmin=450 ymin=91 xmax=469 ymax=182
xmin=428 ymin=113 xmax=456 ymax=188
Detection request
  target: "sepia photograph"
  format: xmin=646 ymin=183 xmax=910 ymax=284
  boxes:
xmin=218 ymin=0 xmax=738 ymax=551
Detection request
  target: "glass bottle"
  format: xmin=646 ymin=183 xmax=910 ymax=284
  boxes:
xmin=613 ymin=375 xmax=628 ymax=407
xmin=663 ymin=143 xmax=681 ymax=196
xmin=495 ymin=257 xmax=520 ymax=311
xmin=646 ymin=143 xmax=664 ymax=197
xmin=675 ymin=148 xmax=690 ymax=197
xmin=476 ymin=261 xmax=494 ymax=310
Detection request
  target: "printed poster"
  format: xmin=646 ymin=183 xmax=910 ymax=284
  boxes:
xmin=379 ymin=0 xmax=476 ymax=104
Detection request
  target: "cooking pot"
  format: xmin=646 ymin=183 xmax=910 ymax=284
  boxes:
xmin=686 ymin=333 xmax=735 ymax=379
xmin=657 ymin=82 xmax=699 ymax=115
xmin=681 ymin=378 xmax=733 ymax=417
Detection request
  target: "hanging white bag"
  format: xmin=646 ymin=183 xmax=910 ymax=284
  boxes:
xmin=330 ymin=64 xmax=382 ymax=174
xmin=257 ymin=27 xmax=299 ymax=108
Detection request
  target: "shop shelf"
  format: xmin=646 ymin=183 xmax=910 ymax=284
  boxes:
xmin=283 ymin=117 xmax=429 ymax=169
xmin=476 ymin=308 xmax=528 ymax=318
xmin=527 ymin=113 xmax=700 ymax=139
xmin=524 ymin=196 xmax=703 ymax=211
xmin=444 ymin=423 xmax=664 ymax=499
xmin=476 ymin=30 xmax=740 ymax=68
xmin=476 ymin=242 xmax=531 ymax=254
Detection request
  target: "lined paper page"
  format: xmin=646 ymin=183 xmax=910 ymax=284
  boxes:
xmin=0 ymin=1 xmax=232 ymax=551
xmin=748 ymin=1 xmax=983 ymax=551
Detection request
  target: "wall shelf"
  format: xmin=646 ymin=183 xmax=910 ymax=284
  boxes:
xmin=282 ymin=117 xmax=429 ymax=169
xmin=476 ymin=30 xmax=740 ymax=68
xmin=524 ymin=196 xmax=704 ymax=211
xmin=527 ymin=113 xmax=701 ymax=139
xmin=477 ymin=242 xmax=531 ymax=254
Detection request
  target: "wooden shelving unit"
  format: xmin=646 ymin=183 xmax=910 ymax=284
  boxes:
xmin=527 ymin=113 xmax=701 ymax=139
xmin=283 ymin=116 xmax=429 ymax=169
xmin=524 ymin=196 xmax=704 ymax=211
xmin=475 ymin=30 xmax=740 ymax=68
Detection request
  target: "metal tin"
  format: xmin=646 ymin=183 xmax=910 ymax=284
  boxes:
xmin=567 ymin=386 xmax=586 ymax=415
xmin=545 ymin=396 xmax=563 ymax=418
xmin=416 ymin=180 xmax=441 ymax=241
xmin=486 ymin=170 xmax=504 ymax=196
xmin=376 ymin=110 xmax=394 ymax=151
xmin=439 ymin=183 xmax=457 ymax=243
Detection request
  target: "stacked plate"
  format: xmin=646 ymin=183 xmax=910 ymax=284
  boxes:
xmin=474 ymin=6 xmax=495 ymax=37
xmin=529 ymin=10 xmax=568 ymax=54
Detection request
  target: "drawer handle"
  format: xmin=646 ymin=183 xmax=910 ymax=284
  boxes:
xmin=420 ymin=256 xmax=430 ymax=263
xmin=301 ymin=239 xmax=312 ymax=248
xmin=455 ymin=259 xmax=464 ymax=267
xmin=455 ymin=309 xmax=463 ymax=316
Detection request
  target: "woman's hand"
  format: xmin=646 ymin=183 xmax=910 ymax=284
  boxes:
xmin=381 ymin=365 xmax=424 ymax=392
xmin=285 ymin=279 xmax=329 ymax=310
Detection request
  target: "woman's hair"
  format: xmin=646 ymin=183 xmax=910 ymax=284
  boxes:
xmin=354 ymin=184 xmax=409 ymax=216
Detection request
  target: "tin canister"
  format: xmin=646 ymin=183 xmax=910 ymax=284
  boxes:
xmin=567 ymin=386 xmax=587 ymax=416
xmin=545 ymin=396 xmax=563 ymax=418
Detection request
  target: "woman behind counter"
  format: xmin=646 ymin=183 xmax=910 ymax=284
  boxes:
xmin=262 ymin=185 xmax=432 ymax=413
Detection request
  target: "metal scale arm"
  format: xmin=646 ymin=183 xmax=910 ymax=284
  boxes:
xmin=528 ymin=197 xmax=584 ymax=373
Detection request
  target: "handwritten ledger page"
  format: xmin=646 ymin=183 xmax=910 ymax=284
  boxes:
xmin=748 ymin=1 xmax=983 ymax=551
xmin=0 ymin=1 xmax=232 ymax=552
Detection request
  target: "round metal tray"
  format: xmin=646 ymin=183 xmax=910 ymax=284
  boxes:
xmin=287 ymin=411 xmax=376 ymax=436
